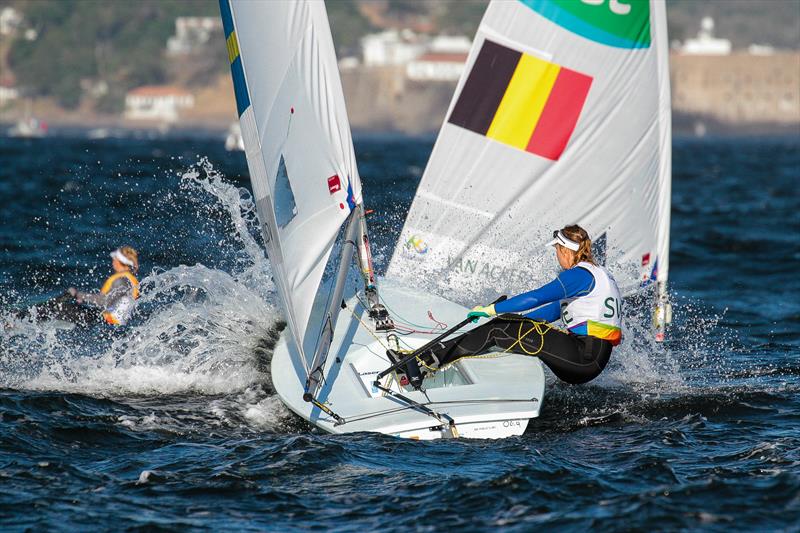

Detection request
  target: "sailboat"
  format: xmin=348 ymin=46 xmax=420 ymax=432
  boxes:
xmin=8 ymin=100 xmax=47 ymax=138
xmin=219 ymin=0 xmax=672 ymax=440
xmin=224 ymin=121 xmax=244 ymax=151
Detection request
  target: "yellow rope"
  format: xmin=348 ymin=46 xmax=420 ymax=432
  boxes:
xmin=345 ymin=301 xmax=388 ymax=351
xmin=343 ymin=301 xmax=441 ymax=373
xmin=435 ymin=315 xmax=559 ymax=371
xmin=343 ymin=301 xmax=409 ymax=388
xmin=343 ymin=301 xmax=558 ymax=378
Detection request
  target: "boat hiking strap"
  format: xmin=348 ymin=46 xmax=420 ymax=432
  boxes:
xmin=342 ymin=301 xmax=459 ymax=436
xmin=375 ymin=295 xmax=508 ymax=382
xmin=340 ymin=302 xmax=556 ymax=436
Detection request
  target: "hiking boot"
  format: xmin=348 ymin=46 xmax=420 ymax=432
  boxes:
xmin=417 ymin=349 xmax=440 ymax=369
xmin=386 ymin=349 xmax=426 ymax=389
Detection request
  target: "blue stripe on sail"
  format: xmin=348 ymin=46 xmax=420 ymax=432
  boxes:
xmin=231 ymin=56 xmax=250 ymax=117
xmin=218 ymin=0 xmax=250 ymax=117
xmin=346 ymin=180 xmax=357 ymax=211
xmin=219 ymin=0 xmax=235 ymax=37
xmin=520 ymin=0 xmax=650 ymax=49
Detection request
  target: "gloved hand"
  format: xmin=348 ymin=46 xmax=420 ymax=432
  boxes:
xmin=68 ymin=287 xmax=83 ymax=304
xmin=467 ymin=304 xmax=496 ymax=322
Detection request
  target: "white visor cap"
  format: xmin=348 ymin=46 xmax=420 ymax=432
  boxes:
xmin=110 ymin=249 xmax=135 ymax=268
xmin=546 ymin=230 xmax=580 ymax=251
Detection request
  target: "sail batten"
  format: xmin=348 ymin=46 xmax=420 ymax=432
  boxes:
xmin=388 ymin=0 xmax=671 ymax=304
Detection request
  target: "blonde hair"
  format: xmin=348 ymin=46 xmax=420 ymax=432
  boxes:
xmin=560 ymin=225 xmax=595 ymax=267
xmin=119 ymin=246 xmax=139 ymax=273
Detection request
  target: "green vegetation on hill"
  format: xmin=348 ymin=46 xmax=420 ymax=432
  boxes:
xmin=7 ymin=0 xmax=220 ymax=110
xmin=326 ymin=0 xmax=375 ymax=54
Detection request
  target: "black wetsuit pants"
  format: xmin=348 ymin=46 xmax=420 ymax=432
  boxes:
xmin=429 ymin=314 xmax=613 ymax=385
xmin=16 ymin=292 xmax=98 ymax=326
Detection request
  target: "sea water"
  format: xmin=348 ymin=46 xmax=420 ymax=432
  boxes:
xmin=0 ymin=134 xmax=798 ymax=530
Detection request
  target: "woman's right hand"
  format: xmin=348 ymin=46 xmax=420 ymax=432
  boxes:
xmin=68 ymin=287 xmax=83 ymax=303
xmin=467 ymin=304 xmax=496 ymax=321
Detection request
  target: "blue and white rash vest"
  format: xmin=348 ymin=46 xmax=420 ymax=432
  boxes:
xmin=494 ymin=262 xmax=623 ymax=344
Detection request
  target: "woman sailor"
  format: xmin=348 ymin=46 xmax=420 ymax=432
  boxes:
xmin=68 ymin=246 xmax=140 ymax=326
xmin=422 ymin=225 xmax=622 ymax=384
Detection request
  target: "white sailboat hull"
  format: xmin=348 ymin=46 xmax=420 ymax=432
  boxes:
xmin=272 ymin=280 xmax=545 ymax=440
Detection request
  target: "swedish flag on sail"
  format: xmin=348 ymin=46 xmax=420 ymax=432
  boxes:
xmin=219 ymin=0 xmax=251 ymax=117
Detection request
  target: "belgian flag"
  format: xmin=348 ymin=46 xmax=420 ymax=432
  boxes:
xmin=448 ymin=39 xmax=593 ymax=161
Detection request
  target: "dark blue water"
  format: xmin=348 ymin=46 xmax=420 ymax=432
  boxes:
xmin=1 ymin=134 xmax=799 ymax=530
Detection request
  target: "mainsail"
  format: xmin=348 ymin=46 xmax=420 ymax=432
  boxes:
xmin=388 ymin=0 xmax=672 ymax=307
xmin=220 ymin=0 xmax=363 ymax=368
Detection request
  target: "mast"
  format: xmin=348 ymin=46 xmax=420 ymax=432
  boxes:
xmin=303 ymin=205 xmax=393 ymax=403
xmin=355 ymin=209 xmax=394 ymax=331
xmin=652 ymin=0 xmax=673 ymax=342
xmin=303 ymin=208 xmax=360 ymax=402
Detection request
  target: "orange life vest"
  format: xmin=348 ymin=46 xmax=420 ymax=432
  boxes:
xmin=100 ymin=271 xmax=139 ymax=325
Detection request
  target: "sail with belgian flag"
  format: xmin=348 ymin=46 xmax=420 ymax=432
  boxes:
xmin=388 ymin=0 xmax=672 ymax=323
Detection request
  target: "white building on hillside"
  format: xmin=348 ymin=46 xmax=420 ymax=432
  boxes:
xmin=680 ymin=17 xmax=731 ymax=55
xmin=361 ymin=29 xmax=426 ymax=67
xmin=0 ymin=82 xmax=18 ymax=106
xmin=748 ymin=44 xmax=775 ymax=56
xmin=428 ymin=35 xmax=471 ymax=54
xmin=167 ymin=17 xmax=222 ymax=55
xmin=0 ymin=7 xmax=22 ymax=37
xmin=407 ymin=52 xmax=468 ymax=81
xmin=124 ymin=86 xmax=194 ymax=122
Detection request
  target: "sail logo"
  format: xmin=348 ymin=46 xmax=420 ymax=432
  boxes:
xmin=448 ymin=39 xmax=592 ymax=161
xmin=405 ymin=235 xmax=429 ymax=255
xmin=640 ymin=252 xmax=657 ymax=286
xmin=327 ymin=174 xmax=342 ymax=194
xmin=520 ymin=0 xmax=651 ymax=49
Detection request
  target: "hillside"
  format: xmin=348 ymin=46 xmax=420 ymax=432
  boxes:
xmin=1 ymin=0 xmax=798 ymax=115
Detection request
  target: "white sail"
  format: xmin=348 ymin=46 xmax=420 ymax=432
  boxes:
xmin=220 ymin=0 xmax=362 ymax=368
xmin=387 ymin=0 xmax=672 ymax=305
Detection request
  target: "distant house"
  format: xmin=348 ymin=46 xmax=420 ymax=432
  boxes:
xmin=0 ymin=84 xmax=18 ymax=106
xmin=428 ymin=35 xmax=471 ymax=54
xmin=0 ymin=7 xmax=22 ymax=37
xmin=361 ymin=29 xmax=426 ymax=67
xmin=406 ymin=52 xmax=468 ymax=81
xmin=124 ymin=86 xmax=194 ymax=122
xmin=680 ymin=17 xmax=731 ymax=56
xmin=166 ymin=17 xmax=222 ymax=55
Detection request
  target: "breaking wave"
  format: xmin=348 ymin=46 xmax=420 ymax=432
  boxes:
xmin=0 ymin=160 xmax=284 ymax=415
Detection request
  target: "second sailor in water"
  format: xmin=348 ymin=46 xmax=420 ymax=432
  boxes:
xmin=69 ymin=246 xmax=141 ymax=326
